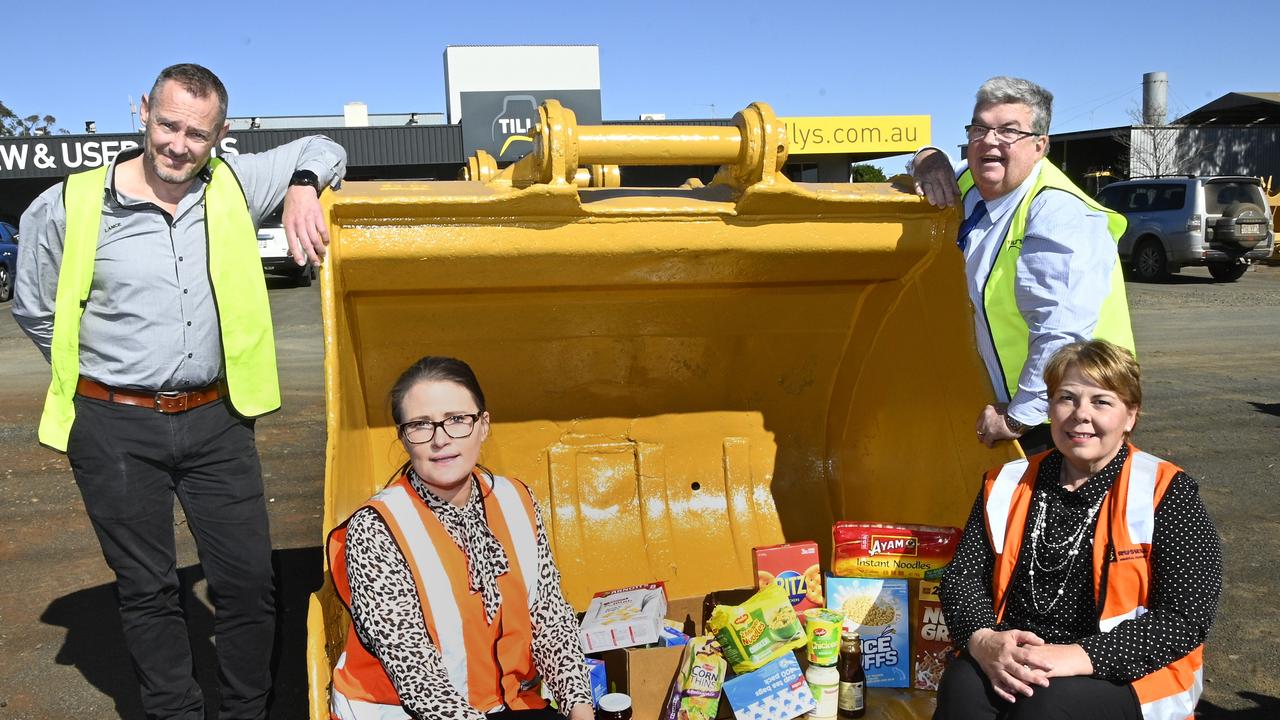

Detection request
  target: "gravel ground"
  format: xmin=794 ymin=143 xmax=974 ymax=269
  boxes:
xmin=0 ymin=265 xmax=1276 ymax=719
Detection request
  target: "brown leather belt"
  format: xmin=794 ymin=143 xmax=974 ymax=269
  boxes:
xmin=75 ymin=378 xmax=225 ymax=414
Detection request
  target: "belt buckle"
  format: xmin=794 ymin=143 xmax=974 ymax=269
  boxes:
xmin=155 ymin=390 xmax=188 ymax=414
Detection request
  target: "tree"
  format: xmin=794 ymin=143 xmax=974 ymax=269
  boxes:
xmin=1113 ymin=105 xmax=1207 ymax=179
xmin=850 ymin=163 xmax=887 ymax=182
xmin=0 ymin=100 xmax=67 ymax=136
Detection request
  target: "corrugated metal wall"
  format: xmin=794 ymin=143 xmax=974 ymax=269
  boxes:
xmin=1128 ymin=126 xmax=1280 ymax=179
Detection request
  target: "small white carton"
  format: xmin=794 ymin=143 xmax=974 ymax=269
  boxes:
xmin=579 ymin=582 xmax=669 ymax=653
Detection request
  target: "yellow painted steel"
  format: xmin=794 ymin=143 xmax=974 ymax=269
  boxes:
xmin=306 ymin=101 xmax=1019 ymax=719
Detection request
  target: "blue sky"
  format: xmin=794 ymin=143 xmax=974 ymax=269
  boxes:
xmin=6 ymin=0 xmax=1277 ymax=166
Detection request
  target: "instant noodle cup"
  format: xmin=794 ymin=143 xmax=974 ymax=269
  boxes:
xmin=707 ymin=583 xmax=806 ymax=673
xmin=803 ymin=608 xmax=843 ymax=666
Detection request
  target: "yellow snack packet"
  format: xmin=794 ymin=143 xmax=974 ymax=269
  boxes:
xmin=707 ymin=583 xmax=806 ymax=673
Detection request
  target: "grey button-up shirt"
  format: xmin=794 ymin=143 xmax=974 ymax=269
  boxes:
xmin=12 ymin=136 xmax=346 ymax=391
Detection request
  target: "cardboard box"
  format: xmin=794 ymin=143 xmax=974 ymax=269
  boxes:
xmin=753 ymin=541 xmax=823 ymax=612
xmin=721 ymin=652 xmax=815 ymax=720
xmin=826 ymin=576 xmax=910 ymax=688
xmin=595 ymin=595 xmax=703 ymax=720
xmin=913 ymin=580 xmax=953 ymax=691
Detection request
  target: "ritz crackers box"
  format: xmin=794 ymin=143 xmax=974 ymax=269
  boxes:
xmin=752 ymin=541 xmax=823 ymax=613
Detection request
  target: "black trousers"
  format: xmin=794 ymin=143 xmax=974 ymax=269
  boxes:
xmin=67 ymin=395 xmax=275 ymax=720
xmin=934 ymin=652 xmax=1140 ymax=720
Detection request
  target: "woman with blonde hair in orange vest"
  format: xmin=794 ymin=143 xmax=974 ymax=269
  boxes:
xmin=935 ymin=339 xmax=1221 ymax=720
xmin=327 ymin=356 xmax=594 ymax=720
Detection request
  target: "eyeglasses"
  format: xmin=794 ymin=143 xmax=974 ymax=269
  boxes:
xmin=965 ymin=123 xmax=1042 ymax=144
xmin=398 ymin=413 xmax=481 ymax=444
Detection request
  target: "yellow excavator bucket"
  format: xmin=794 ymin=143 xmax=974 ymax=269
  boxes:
xmin=306 ymin=100 xmax=1018 ymax=718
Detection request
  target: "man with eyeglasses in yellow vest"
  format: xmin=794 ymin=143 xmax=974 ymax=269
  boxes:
xmin=12 ymin=63 xmax=346 ymax=720
xmin=910 ymin=76 xmax=1135 ymax=455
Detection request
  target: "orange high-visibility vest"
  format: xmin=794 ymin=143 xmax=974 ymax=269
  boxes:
xmin=982 ymin=445 xmax=1203 ymax=720
xmin=327 ymin=473 xmax=547 ymax=719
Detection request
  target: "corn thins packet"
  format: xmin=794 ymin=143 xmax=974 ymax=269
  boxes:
xmin=707 ymin=583 xmax=806 ymax=673
xmin=660 ymin=635 xmax=726 ymax=720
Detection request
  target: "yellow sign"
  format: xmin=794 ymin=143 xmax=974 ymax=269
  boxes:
xmin=780 ymin=115 xmax=931 ymax=155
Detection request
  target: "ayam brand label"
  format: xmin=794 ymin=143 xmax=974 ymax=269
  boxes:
xmin=868 ymin=535 xmax=919 ymax=557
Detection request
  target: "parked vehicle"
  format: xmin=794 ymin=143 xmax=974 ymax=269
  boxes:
xmin=1095 ymin=176 xmax=1274 ymax=282
xmin=257 ymin=206 xmax=317 ymax=287
xmin=0 ymin=221 xmax=18 ymax=302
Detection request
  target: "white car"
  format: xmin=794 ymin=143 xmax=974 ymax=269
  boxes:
xmin=257 ymin=207 xmax=317 ymax=287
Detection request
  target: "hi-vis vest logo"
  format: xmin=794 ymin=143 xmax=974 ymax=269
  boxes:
xmin=493 ymin=95 xmax=537 ymax=157
xmin=869 ymin=535 xmax=919 ymax=557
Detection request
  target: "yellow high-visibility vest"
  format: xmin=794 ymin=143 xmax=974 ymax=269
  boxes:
xmin=957 ymin=159 xmax=1135 ymax=399
xmin=38 ymin=159 xmax=280 ymax=451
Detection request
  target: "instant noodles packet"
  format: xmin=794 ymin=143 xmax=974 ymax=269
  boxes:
xmin=831 ymin=522 xmax=960 ymax=579
xmin=707 ymin=583 xmax=806 ymax=674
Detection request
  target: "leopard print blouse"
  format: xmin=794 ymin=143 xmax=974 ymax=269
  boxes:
xmin=344 ymin=472 xmax=592 ymax=719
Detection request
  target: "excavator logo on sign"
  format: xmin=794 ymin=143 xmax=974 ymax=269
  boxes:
xmin=492 ymin=95 xmax=537 ymax=157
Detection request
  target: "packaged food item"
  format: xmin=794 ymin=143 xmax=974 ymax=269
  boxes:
xmin=831 ymin=522 xmax=960 ymax=580
xmin=913 ymin=580 xmax=953 ymax=691
xmin=659 ymin=624 xmax=691 ymax=647
xmin=825 ymin=576 xmax=909 ymax=688
xmin=804 ymin=661 xmax=839 ymax=719
xmin=803 ymin=608 xmax=843 ymax=666
xmin=837 ymin=633 xmax=866 ymax=718
xmin=754 ymin=541 xmax=824 ymax=611
xmin=599 ymin=692 xmax=633 ymax=720
xmin=586 ymin=658 xmax=608 ymax=706
xmin=707 ymin=583 xmax=806 ymax=674
xmin=579 ymin=582 xmax=669 ymax=653
xmin=659 ymin=635 xmax=726 ymax=720
xmin=721 ymin=652 xmax=815 ymax=720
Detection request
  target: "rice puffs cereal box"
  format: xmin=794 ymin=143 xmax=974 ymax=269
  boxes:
xmin=826 ymin=576 xmax=909 ymax=687
xmin=660 ymin=635 xmax=726 ymax=720
xmin=578 ymin=582 xmax=668 ymax=653
xmin=721 ymin=652 xmax=815 ymax=720
xmin=753 ymin=541 xmax=823 ymax=612
xmin=913 ymin=580 xmax=953 ymax=691
xmin=832 ymin=522 xmax=960 ymax=579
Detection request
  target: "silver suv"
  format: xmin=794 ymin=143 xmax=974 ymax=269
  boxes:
xmin=1095 ymin=176 xmax=1274 ymax=282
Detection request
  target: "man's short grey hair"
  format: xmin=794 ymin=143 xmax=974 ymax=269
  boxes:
xmin=975 ymin=76 xmax=1053 ymax=134
xmin=149 ymin=63 xmax=229 ymax=125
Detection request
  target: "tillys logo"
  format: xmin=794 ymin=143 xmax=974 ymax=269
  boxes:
xmin=491 ymin=95 xmax=537 ymax=157
xmin=869 ymin=535 xmax=919 ymax=557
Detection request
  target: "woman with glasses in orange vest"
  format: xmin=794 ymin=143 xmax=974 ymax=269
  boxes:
xmin=327 ymin=356 xmax=594 ymax=720
xmin=934 ymin=340 xmax=1221 ymax=720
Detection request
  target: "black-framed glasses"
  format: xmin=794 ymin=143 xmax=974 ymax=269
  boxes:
xmin=398 ymin=413 xmax=481 ymax=444
xmin=965 ymin=123 xmax=1041 ymax=144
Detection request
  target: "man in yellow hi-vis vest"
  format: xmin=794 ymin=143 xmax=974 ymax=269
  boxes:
xmin=12 ymin=63 xmax=346 ymax=720
xmin=910 ymin=76 xmax=1135 ymax=455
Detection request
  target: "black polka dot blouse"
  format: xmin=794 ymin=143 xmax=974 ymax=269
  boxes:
xmin=938 ymin=445 xmax=1224 ymax=681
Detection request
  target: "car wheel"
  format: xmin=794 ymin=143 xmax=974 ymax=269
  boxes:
xmin=1207 ymin=262 xmax=1248 ymax=282
xmin=295 ymin=263 xmax=314 ymax=288
xmin=0 ymin=264 xmax=11 ymax=302
xmin=1132 ymin=238 xmax=1170 ymax=282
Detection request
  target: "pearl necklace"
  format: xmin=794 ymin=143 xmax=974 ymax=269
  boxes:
xmin=1026 ymin=488 xmax=1104 ymax=615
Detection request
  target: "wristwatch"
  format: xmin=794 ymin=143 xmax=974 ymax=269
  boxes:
xmin=1004 ymin=414 xmax=1029 ymax=436
xmin=289 ymin=169 xmax=321 ymax=196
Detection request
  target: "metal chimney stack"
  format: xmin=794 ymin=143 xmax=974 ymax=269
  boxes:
xmin=1142 ymin=72 xmax=1168 ymax=126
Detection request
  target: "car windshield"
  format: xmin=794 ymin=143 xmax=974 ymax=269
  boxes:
xmin=1204 ymin=181 xmax=1264 ymax=214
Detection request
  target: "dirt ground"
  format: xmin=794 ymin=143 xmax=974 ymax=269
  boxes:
xmin=0 ymin=267 xmax=1276 ymax=719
